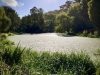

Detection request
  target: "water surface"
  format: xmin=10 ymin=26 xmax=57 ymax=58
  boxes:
xmin=8 ymin=33 xmax=100 ymax=61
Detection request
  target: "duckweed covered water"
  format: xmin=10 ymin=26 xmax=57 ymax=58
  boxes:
xmin=8 ymin=33 xmax=100 ymax=61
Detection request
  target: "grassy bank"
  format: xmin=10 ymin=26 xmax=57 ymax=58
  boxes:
xmin=0 ymin=34 xmax=100 ymax=75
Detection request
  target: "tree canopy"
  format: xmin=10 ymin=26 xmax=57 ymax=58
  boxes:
xmin=88 ymin=0 xmax=100 ymax=32
xmin=3 ymin=6 xmax=21 ymax=32
xmin=55 ymin=12 xmax=74 ymax=33
xmin=0 ymin=0 xmax=99 ymax=36
xmin=0 ymin=7 xmax=11 ymax=33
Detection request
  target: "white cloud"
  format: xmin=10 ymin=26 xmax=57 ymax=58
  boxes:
xmin=1 ymin=0 xmax=24 ymax=7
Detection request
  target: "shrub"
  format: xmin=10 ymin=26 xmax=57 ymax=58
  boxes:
xmin=0 ymin=34 xmax=7 ymax=39
xmin=2 ymin=45 xmax=25 ymax=65
xmin=22 ymin=51 xmax=96 ymax=75
xmin=96 ymin=68 xmax=100 ymax=75
xmin=8 ymin=32 xmax=15 ymax=36
xmin=87 ymin=33 xmax=95 ymax=38
xmin=94 ymin=49 xmax=100 ymax=55
xmin=55 ymin=25 xmax=64 ymax=33
xmin=1 ymin=39 xmax=14 ymax=45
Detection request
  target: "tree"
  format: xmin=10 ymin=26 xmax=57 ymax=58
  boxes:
xmin=19 ymin=7 xmax=45 ymax=33
xmin=67 ymin=3 xmax=87 ymax=33
xmin=80 ymin=0 xmax=92 ymax=29
xmin=67 ymin=1 xmax=94 ymax=34
xmin=60 ymin=0 xmax=73 ymax=11
xmin=74 ymin=0 xmax=81 ymax=3
xmin=55 ymin=24 xmax=64 ymax=33
xmin=38 ymin=8 xmax=44 ymax=30
xmin=30 ymin=6 xmax=44 ymax=33
xmin=0 ymin=7 xmax=11 ymax=34
xmin=55 ymin=12 xmax=74 ymax=33
xmin=19 ymin=15 xmax=31 ymax=33
xmin=88 ymin=0 xmax=100 ymax=34
xmin=3 ymin=6 xmax=21 ymax=32
xmin=43 ymin=11 xmax=56 ymax=32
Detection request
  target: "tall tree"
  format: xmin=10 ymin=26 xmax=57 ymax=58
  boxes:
xmin=38 ymin=8 xmax=44 ymax=30
xmin=67 ymin=3 xmax=90 ymax=33
xmin=74 ymin=0 xmax=81 ymax=3
xmin=88 ymin=0 xmax=100 ymax=34
xmin=80 ymin=0 xmax=91 ymax=29
xmin=0 ymin=7 xmax=11 ymax=34
xmin=55 ymin=12 xmax=74 ymax=33
xmin=30 ymin=6 xmax=44 ymax=33
xmin=43 ymin=11 xmax=56 ymax=32
xmin=60 ymin=0 xmax=73 ymax=11
xmin=3 ymin=6 xmax=21 ymax=32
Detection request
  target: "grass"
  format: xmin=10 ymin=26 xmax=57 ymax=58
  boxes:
xmin=77 ymin=33 xmax=100 ymax=38
xmin=94 ymin=49 xmax=100 ymax=55
xmin=0 ymin=38 xmax=100 ymax=75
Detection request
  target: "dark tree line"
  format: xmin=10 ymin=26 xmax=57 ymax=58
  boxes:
xmin=0 ymin=0 xmax=100 ymax=35
xmin=19 ymin=7 xmax=44 ymax=33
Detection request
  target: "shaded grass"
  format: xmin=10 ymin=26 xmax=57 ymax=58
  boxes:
xmin=1 ymin=45 xmax=25 ymax=66
xmin=77 ymin=33 xmax=100 ymax=38
xmin=19 ymin=50 xmax=96 ymax=75
xmin=94 ymin=49 xmax=100 ymax=55
xmin=1 ymin=39 xmax=14 ymax=45
xmin=0 ymin=45 xmax=97 ymax=75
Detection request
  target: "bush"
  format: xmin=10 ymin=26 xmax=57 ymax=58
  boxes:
xmin=8 ymin=32 xmax=15 ymax=36
xmin=0 ymin=49 xmax=97 ymax=75
xmin=22 ymin=51 xmax=96 ymax=75
xmin=0 ymin=34 xmax=7 ymax=39
xmin=94 ymin=49 xmax=100 ymax=55
xmin=1 ymin=45 xmax=25 ymax=65
xmin=1 ymin=39 xmax=14 ymax=45
xmin=96 ymin=68 xmax=100 ymax=75
xmin=55 ymin=25 xmax=65 ymax=33
xmin=87 ymin=33 xmax=95 ymax=38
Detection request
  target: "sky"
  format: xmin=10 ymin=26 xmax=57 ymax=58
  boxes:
xmin=0 ymin=0 xmax=73 ymax=18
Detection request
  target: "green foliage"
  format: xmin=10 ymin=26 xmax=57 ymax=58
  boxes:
xmin=8 ymin=32 xmax=15 ymax=36
xmin=77 ymin=32 xmax=99 ymax=38
xmin=21 ymin=51 xmax=96 ymax=75
xmin=94 ymin=49 xmax=100 ymax=55
xmin=1 ymin=16 xmax=11 ymax=31
xmin=0 ymin=34 xmax=7 ymax=39
xmin=55 ymin=12 xmax=74 ymax=33
xmin=1 ymin=45 xmax=24 ymax=65
xmin=43 ymin=12 xmax=56 ymax=32
xmin=3 ymin=6 xmax=21 ymax=32
xmin=87 ymin=33 xmax=96 ymax=38
xmin=1 ymin=39 xmax=14 ymax=45
xmin=67 ymin=3 xmax=83 ymax=33
xmin=67 ymin=2 xmax=92 ymax=33
xmin=96 ymin=68 xmax=100 ymax=75
xmin=0 ymin=7 xmax=11 ymax=33
xmin=88 ymin=0 xmax=100 ymax=33
xmin=19 ymin=7 xmax=44 ymax=33
xmin=95 ymin=62 xmax=100 ymax=75
xmin=55 ymin=24 xmax=64 ymax=33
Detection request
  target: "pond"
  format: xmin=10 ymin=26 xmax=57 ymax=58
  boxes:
xmin=8 ymin=33 xmax=100 ymax=61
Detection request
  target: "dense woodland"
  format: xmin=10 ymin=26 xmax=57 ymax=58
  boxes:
xmin=0 ymin=0 xmax=100 ymax=35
